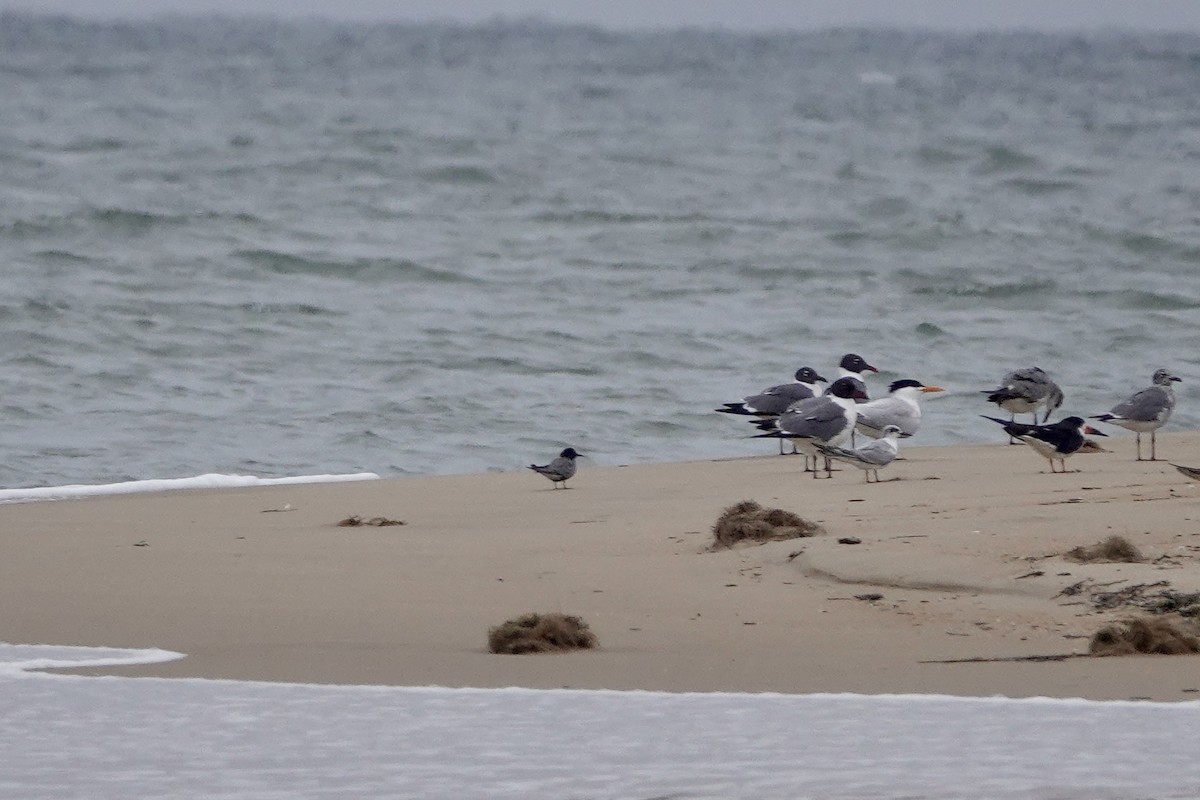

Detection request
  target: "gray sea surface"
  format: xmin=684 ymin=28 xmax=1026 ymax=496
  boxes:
xmin=1 ymin=15 xmax=1198 ymax=488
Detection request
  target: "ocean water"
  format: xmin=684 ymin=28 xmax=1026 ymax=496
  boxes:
xmin=2 ymin=15 xmax=1200 ymax=488
xmin=4 ymin=644 xmax=1200 ymax=800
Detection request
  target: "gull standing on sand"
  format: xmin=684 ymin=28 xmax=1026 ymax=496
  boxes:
xmin=716 ymin=366 xmax=827 ymax=455
xmin=1091 ymin=368 xmax=1181 ymax=461
xmin=854 ymin=379 xmax=944 ymax=439
xmin=751 ymin=376 xmax=869 ymax=478
xmin=529 ymin=448 xmax=583 ymax=489
xmin=981 ymin=415 xmax=1106 ymax=473
xmin=982 ymin=367 xmax=1065 ymax=425
xmin=816 ymin=424 xmax=903 ymax=483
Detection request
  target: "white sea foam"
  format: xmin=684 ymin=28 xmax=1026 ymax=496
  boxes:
xmin=0 ymin=472 xmax=379 ymax=504
xmin=1 ymin=643 xmax=1199 ymax=800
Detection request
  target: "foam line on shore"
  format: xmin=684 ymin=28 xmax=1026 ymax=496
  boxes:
xmin=0 ymin=472 xmax=381 ymax=504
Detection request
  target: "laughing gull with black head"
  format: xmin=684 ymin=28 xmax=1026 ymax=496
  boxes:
xmin=816 ymin=424 xmax=903 ymax=483
xmin=529 ymin=447 xmax=583 ymax=489
xmin=854 ymin=379 xmax=944 ymax=440
xmin=834 ymin=353 xmax=879 ymax=381
xmin=716 ymin=366 xmax=827 ymax=455
xmin=1091 ymin=368 xmax=1181 ymax=461
xmin=716 ymin=367 xmax=828 ymax=418
xmin=981 ymin=415 xmax=1106 ymax=473
xmin=751 ymin=376 xmax=870 ymax=478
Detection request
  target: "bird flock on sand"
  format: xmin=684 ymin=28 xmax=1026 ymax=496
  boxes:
xmin=531 ymin=354 xmax=1190 ymax=488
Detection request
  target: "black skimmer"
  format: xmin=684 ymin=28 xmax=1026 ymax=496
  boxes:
xmin=529 ymin=448 xmax=582 ymax=489
xmin=1091 ymin=368 xmax=1181 ymax=461
xmin=816 ymin=424 xmax=902 ymax=483
xmin=855 ymin=379 xmax=944 ymax=439
xmin=752 ymin=376 xmax=869 ymax=478
xmin=982 ymin=367 xmax=1065 ymax=427
xmin=1172 ymin=464 xmax=1200 ymax=482
xmin=981 ymin=415 xmax=1106 ymax=473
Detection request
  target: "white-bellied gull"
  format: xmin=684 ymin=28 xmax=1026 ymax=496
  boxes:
xmin=1091 ymin=368 xmax=1181 ymax=461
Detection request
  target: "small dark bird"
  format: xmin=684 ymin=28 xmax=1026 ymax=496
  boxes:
xmin=529 ymin=448 xmax=582 ymax=489
xmin=981 ymin=415 xmax=1106 ymax=473
xmin=1091 ymin=368 xmax=1181 ymax=462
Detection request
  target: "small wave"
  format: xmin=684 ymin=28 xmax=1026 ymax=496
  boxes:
xmin=238 ymin=301 xmax=338 ymax=316
xmin=59 ymin=136 xmax=128 ymax=153
xmin=914 ymin=321 xmax=949 ymax=337
xmin=1119 ymin=231 xmax=1190 ymax=258
xmin=418 ymin=165 xmax=498 ymax=184
xmin=860 ymin=196 xmax=912 ymax=218
xmin=999 ymin=177 xmax=1081 ymax=194
xmin=974 ymin=145 xmax=1041 ymax=175
xmin=233 ymin=250 xmax=479 ymax=283
xmin=859 ymin=70 xmax=897 ymax=86
xmin=0 ymin=643 xmax=184 ymax=676
xmin=1085 ymin=289 xmax=1200 ymax=311
xmin=89 ymin=207 xmax=186 ymax=232
xmin=827 ymin=230 xmax=869 ymax=247
xmin=531 ymin=209 xmax=706 ymax=225
xmin=1084 ymin=226 xmax=1200 ymax=263
xmin=0 ymin=472 xmax=379 ymax=504
xmin=915 ymin=145 xmax=969 ymax=166
xmin=910 ymin=278 xmax=1057 ymax=299
xmin=31 ymin=249 xmax=94 ymax=264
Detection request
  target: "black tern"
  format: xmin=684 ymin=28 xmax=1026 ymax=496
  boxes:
xmin=529 ymin=447 xmax=582 ymax=489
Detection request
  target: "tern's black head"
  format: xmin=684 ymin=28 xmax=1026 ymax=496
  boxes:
xmin=560 ymin=448 xmax=581 ymax=459
xmin=827 ymin=376 xmax=870 ymax=402
xmin=794 ymin=366 xmax=827 ymax=384
xmin=888 ymin=379 xmax=924 ymax=393
xmin=839 ymin=353 xmax=878 ymax=374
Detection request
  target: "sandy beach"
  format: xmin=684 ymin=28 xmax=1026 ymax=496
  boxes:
xmin=3 ymin=431 xmax=1200 ymax=701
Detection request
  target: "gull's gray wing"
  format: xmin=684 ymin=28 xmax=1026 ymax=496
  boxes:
xmin=1111 ymin=385 xmax=1173 ymax=423
xmin=776 ymin=396 xmax=850 ymax=442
